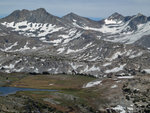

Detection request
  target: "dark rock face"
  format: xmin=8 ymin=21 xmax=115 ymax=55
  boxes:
xmin=135 ymin=35 xmax=150 ymax=48
xmin=128 ymin=14 xmax=148 ymax=31
xmin=108 ymin=12 xmax=125 ymax=21
xmin=62 ymin=12 xmax=101 ymax=28
xmin=124 ymin=16 xmax=133 ymax=22
xmin=148 ymin=16 xmax=150 ymax=21
xmin=1 ymin=8 xmax=62 ymax=25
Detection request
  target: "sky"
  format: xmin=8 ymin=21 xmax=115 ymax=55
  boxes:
xmin=0 ymin=0 xmax=150 ymax=20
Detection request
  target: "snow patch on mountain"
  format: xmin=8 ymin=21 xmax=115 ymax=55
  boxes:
xmin=112 ymin=105 xmax=126 ymax=113
xmin=63 ymin=31 xmax=82 ymax=44
xmin=129 ymin=52 xmax=143 ymax=58
xmin=70 ymin=62 xmax=83 ymax=70
xmin=38 ymin=24 xmax=63 ymax=37
xmin=104 ymin=21 xmax=150 ymax=44
xmin=105 ymin=19 xmax=123 ymax=25
xmin=117 ymin=76 xmax=134 ymax=79
xmin=103 ymin=62 xmax=112 ymax=67
xmin=49 ymin=39 xmax=62 ymax=45
xmin=107 ymin=51 xmax=124 ymax=61
xmin=143 ymin=69 xmax=150 ymax=74
xmin=0 ymin=42 xmax=18 ymax=52
xmin=105 ymin=64 xmax=126 ymax=73
xmin=57 ymin=47 xmax=65 ymax=54
xmin=81 ymin=65 xmax=100 ymax=73
xmin=111 ymin=84 xmax=118 ymax=88
xmin=88 ymin=65 xmax=101 ymax=72
xmin=1 ymin=21 xmax=64 ymax=37
xmin=83 ymin=80 xmax=102 ymax=88
xmin=66 ymin=42 xmax=93 ymax=54
xmin=3 ymin=59 xmax=22 ymax=70
xmin=13 ymin=67 xmax=24 ymax=72
xmin=59 ymin=34 xmax=69 ymax=39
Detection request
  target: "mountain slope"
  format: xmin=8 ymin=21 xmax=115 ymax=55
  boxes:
xmin=2 ymin=8 xmax=150 ymax=47
xmin=0 ymin=8 xmax=150 ymax=77
xmin=1 ymin=8 xmax=63 ymax=24
xmin=62 ymin=12 xmax=101 ymax=28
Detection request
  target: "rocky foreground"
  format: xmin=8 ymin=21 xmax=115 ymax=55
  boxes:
xmin=0 ymin=73 xmax=149 ymax=113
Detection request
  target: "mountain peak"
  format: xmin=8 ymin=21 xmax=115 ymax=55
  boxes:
xmin=64 ymin=12 xmax=80 ymax=18
xmin=36 ymin=8 xmax=46 ymax=12
xmin=1 ymin=8 xmax=62 ymax=24
xmin=33 ymin=8 xmax=47 ymax=14
xmin=111 ymin=12 xmax=122 ymax=16
xmin=108 ymin=12 xmax=124 ymax=20
xmin=62 ymin=12 xmax=82 ymax=22
xmin=136 ymin=13 xmax=144 ymax=17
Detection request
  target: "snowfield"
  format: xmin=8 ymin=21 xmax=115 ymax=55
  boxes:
xmin=83 ymin=80 xmax=102 ymax=88
xmin=105 ymin=64 xmax=126 ymax=73
xmin=1 ymin=21 xmax=64 ymax=38
xmin=112 ymin=105 xmax=126 ymax=113
xmin=117 ymin=76 xmax=134 ymax=79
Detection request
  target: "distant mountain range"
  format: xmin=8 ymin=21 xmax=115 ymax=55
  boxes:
xmin=0 ymin=8 xmax=150 ymax=77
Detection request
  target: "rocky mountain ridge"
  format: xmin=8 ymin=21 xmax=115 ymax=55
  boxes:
xmin=0 ymin=8 xmax=150 ymax=77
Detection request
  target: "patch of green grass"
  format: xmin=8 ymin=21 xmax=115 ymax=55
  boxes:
xmin=10 ymin=74 xmax=97 ymax=90
xmin=0 ymin=72 xmax=27 ymax=86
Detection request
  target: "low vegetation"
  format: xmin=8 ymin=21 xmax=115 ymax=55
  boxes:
xmin=0 ymin=73 xmax=149 ymax=112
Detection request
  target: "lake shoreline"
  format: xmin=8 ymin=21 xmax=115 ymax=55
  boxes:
xmin=0 ymin=86 xmax=58 ymax=96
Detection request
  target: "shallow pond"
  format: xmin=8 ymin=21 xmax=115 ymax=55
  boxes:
xmin=0 ymin=87 xmax=57 ymax=96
